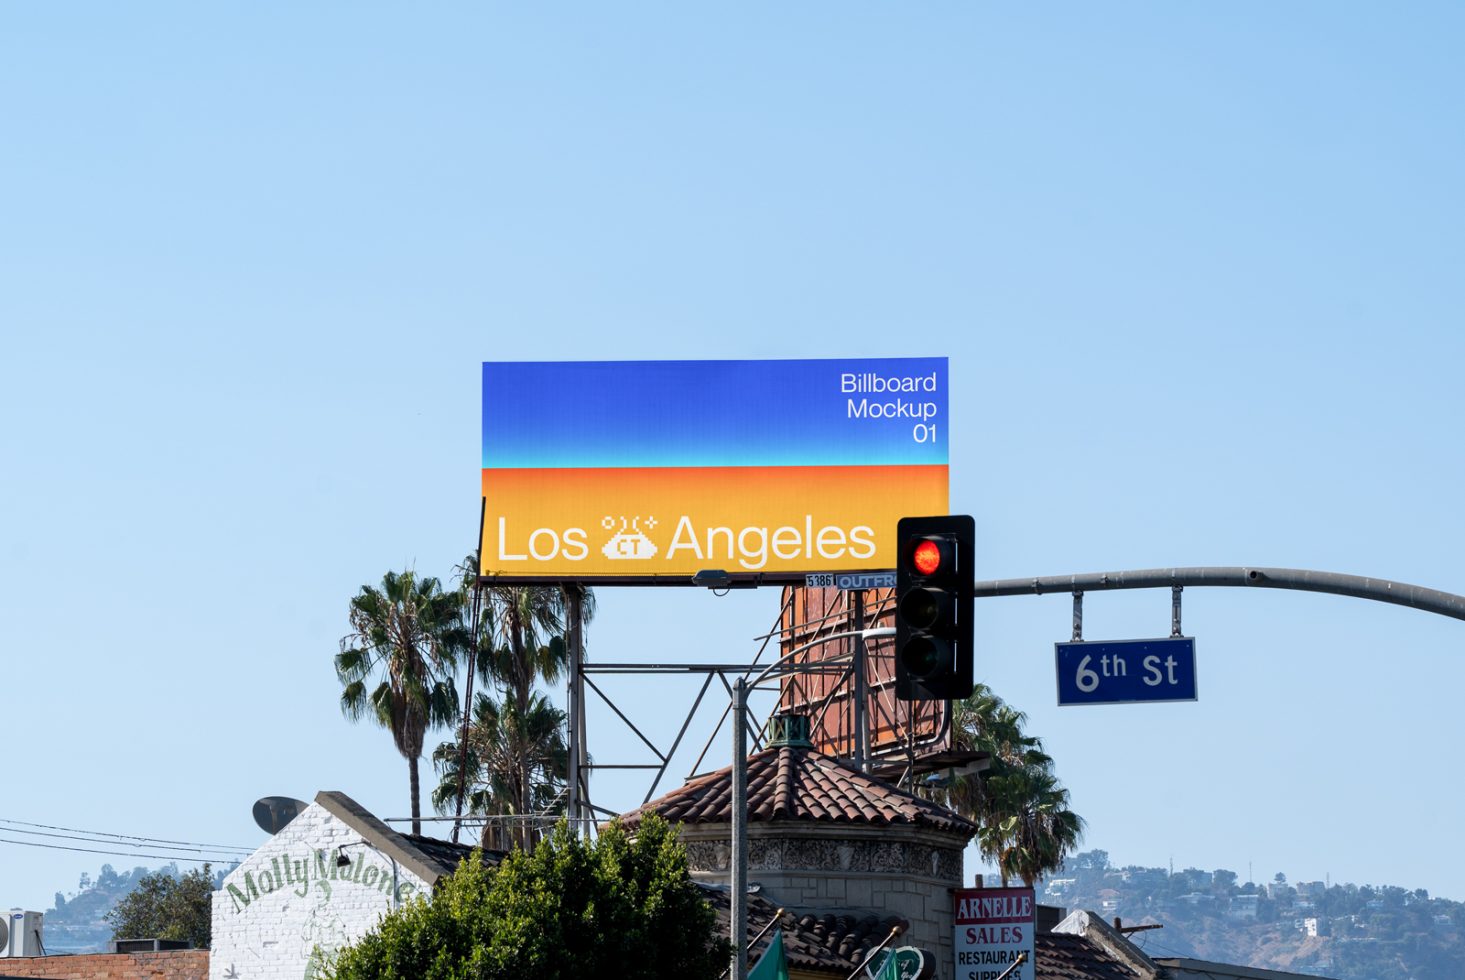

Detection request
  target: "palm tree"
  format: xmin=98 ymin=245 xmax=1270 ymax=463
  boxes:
xmin=479 ymin=582 xmax=591 ymax=713
xmin=929 ymin=684 xmax=1085 ymax=886
xmin=440 ymin=555 xmax=594 ymax=847
xmin=452 ymin=554 xmax=593 ymax=714
xmin=336 ymin=569 xmax=468 ymax=835
xmin=984 ymin=763 xmax=1085 ymax=886
xmin=432 ymin=690 xmax=569 ymax=850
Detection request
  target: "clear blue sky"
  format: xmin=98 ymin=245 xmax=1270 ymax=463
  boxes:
xmin=3 ymin=3 xmax=1463 ymax=914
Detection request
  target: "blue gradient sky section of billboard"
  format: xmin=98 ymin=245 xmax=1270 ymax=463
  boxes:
xmin=482 ymin=358 xmax=948 ymax=469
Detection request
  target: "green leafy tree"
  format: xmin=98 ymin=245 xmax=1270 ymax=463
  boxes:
xmin=337 ymin=569 xmax=469 ymax=834
xmin=104 ymin=865 xmax=213 ymax=948
xmin=325 ymin=816 xmax=729 ymax=980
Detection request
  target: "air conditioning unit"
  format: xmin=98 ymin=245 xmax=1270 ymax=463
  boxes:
xmin=1 ymin=910 xmax=44 ymax=957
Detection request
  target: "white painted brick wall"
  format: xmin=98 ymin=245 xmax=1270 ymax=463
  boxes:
xmin=209 ymin=804 xmax=430 ymax=980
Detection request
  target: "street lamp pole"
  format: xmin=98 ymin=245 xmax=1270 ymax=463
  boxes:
xmin=727 ymin=626 xmax=894 ymax=980
xmin=730 ymin=677 xmax=749 ymax=980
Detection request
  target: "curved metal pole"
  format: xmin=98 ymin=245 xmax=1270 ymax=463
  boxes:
xmin=748 ymin=627 xmax=894 ymax=690
xmin=729 ymin=632 xmax=893 ymax=980
xmin=973 ymin=566 xmax=1465 ymax=622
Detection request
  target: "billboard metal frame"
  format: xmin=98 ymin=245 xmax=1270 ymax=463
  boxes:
xmin=555 ymin=588 xmax=956 ymax=829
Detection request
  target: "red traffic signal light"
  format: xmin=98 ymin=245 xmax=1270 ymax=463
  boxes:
xmin=895 ymin=516 xmax=975 ymax=701
xmin=912 ymin=538 xmax=946 ymax=576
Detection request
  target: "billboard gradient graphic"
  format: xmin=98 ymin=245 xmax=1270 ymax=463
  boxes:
xmin=480 ymin=358 xmax=949 ymax=581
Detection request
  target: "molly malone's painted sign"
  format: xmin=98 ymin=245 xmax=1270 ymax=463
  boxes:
xmin=225 ymin=850 xmax=418 ymax=912
xmin=953 ymin=887 xmax=1035 ymax=980
xmin=480 ymin=358 xmax=950 ymax=581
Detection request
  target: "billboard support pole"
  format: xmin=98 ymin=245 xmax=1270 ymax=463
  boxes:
xmin=566 ymin=586 xmax=588 ymax=833
xmin=565 ymin=586 xmax=581 ymax=832
xmin=852 ymin=590 xmax=868 ymax=773
xmin=731 ymin=677 xmax=749 ymax=980
xmin=451 ymin=578 xmax=485 ymax=846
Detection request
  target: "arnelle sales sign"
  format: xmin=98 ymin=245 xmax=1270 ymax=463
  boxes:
xmin=954 ymin=887 xmax=1035 ymax=980
xmin=480 ymin=358 xmax=948 ymax=580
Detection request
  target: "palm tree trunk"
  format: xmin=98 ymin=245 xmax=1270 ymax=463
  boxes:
xmin=409 ymin=755 xmax=422 ymax=836
xmin=510 ymin=614 xmax=530 ymax=716
xmin=517 ymin=755 xmax=530 ymax=848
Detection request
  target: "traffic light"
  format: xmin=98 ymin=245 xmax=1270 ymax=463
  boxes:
xmin=895 ymin=514 xmax=974 ymax=700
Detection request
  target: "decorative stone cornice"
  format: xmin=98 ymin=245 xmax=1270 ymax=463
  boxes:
xmin=684 ymin=830 xmax=964 ymax=883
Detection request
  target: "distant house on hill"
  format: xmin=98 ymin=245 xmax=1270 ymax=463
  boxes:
xmin=1228 ymin=894 xmax=1260 ymax=920
xmin=1120 ymin=867 xmax=1167 ymax=887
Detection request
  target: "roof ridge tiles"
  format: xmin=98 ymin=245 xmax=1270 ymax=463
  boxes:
xmin=616 ymin=744 xmax=976 ymax=837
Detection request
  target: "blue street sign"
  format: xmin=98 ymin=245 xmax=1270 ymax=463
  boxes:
xmin=1055 ymin=637 xmax=1198 ymax=706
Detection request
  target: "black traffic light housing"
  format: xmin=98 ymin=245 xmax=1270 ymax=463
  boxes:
xmin=895 ymin=514 xmax=974 ymax=700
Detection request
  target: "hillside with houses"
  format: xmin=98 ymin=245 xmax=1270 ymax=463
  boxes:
xmin=40 ymin=864 xmax=235 ymax=954
xmin=1042 ymin=851 xmax=1465 ymax=980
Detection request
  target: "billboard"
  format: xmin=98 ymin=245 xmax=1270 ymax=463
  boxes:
xmin=480 ymin=358 xmax=948 ymax=581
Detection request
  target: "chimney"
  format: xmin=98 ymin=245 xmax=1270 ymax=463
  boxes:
xmin=764 ymin=712 xmax=814 ymax=749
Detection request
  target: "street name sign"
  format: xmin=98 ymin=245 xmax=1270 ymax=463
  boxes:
xmin=1054 ymin=636 xmax=1198 ymax=706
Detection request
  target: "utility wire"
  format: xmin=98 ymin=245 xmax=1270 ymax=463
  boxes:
xmin=0 ymin=835 xmax=240 ymax=864
xmin=0 ymin=824 xmax=249 ymax=856
xmin=1135 ymin=934 xmax=1195 ymax=960
xmin=0 ymin=817 xmax=252 ymax=853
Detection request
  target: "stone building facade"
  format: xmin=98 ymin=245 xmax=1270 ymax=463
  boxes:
xmin=617 ymin=715 xmax=977 ymax=980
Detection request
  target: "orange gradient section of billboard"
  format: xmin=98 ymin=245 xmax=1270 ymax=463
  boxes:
xmin=480 ymin=464 xmax=947 ymax=579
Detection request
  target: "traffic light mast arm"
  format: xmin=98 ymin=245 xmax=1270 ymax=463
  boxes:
xmin=971 ymin=566 xmax=1465 ymax=623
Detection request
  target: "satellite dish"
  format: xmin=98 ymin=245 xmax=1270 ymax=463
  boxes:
xmin=253 ymin=796 xmax=309 ymax=835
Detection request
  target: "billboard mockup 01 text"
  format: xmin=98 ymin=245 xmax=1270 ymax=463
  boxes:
xmin=480 ymin=358 xmax=949 ymax=581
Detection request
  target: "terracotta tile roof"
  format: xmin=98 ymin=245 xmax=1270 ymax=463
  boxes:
xmin=1037 ymin=932 xmax=1147 ymax=980
xmin=701 ymin=884 xmax=908 ymax=974
xmin=617 ymin=744 xmax=977 ymax=838
xmin=705 ymin=888 xmax=1142 ymax=979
